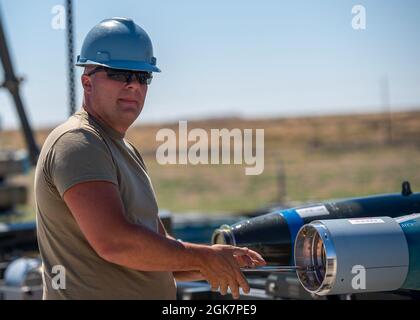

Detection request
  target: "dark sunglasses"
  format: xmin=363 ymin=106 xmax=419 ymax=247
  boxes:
xmin=86 ymin=66 xmax=153 ymax=85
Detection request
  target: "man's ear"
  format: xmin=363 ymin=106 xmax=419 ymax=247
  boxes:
xmin=81 ymin=74 xmax=92 ymax=93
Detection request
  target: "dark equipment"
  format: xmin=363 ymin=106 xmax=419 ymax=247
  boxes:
xmin=0 ymin=8 xmax=39 ymax=165
xmin=212 ymin=183 xmax=420 ymax=266
xmin=207 ymin=184 xmax=420 ymax=300
xmin=0 ymin=5 xmax=40 ymax=299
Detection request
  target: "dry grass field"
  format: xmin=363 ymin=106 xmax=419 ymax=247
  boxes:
xmin=2 ymin=110 xmax=420 ymax=220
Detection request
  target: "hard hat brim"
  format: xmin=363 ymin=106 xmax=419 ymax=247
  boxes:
xmin=75 ymin=59 xmax=161 ymax=73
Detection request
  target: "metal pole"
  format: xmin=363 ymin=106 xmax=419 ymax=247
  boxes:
xmin=242 ymin=266 xmax=305 ymax=273
xmin=65 ymin=0 xmax=76 ymax=116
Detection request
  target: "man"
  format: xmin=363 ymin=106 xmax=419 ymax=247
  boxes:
xmin=34 ymin=17 xmax=265 ymax=300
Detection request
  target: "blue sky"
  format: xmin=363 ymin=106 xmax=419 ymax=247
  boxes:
xmin=0 ymin=0 xmax=419 ymax=129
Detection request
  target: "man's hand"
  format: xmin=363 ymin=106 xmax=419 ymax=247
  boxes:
xmin=195 ymin=244 xmax=265 ymax=299
xmin=157 ymin=218 xmax=266 ymax=298
xmin=234 ymin=247 xmax=266 ymax=269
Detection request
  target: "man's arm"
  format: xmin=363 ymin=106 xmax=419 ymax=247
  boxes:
xmin=157 ymin=216 xmax=264 ymax=282
xmin=63 ymin=180 xmax=266 ymax=298
xmin=156 ymin=217 xmax=205 ymax=282
xmin=64 ymin=180 xmax=200 ymax=271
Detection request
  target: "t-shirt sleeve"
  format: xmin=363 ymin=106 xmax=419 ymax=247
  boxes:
xmin=46 ymin=129 xmax=118 ymax=198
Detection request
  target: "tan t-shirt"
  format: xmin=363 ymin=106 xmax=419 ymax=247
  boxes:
xmin=34 ymin=107 xmax=177 ymax=300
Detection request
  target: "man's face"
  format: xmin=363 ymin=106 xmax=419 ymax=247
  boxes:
xmin=81 ymin=66 xmax=148 ymax=131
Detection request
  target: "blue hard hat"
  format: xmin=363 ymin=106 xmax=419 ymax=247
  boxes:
xmin=76 ymin=17 xmax=160 ymax=72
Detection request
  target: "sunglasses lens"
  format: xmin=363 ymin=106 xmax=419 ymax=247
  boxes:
xmin=107 ymin=73 xmax=129 ymax=82
xmin=106 ymin=69 xmax=152 ymax=85
xmin=137 ymin=73 xmax=153 ymax=85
